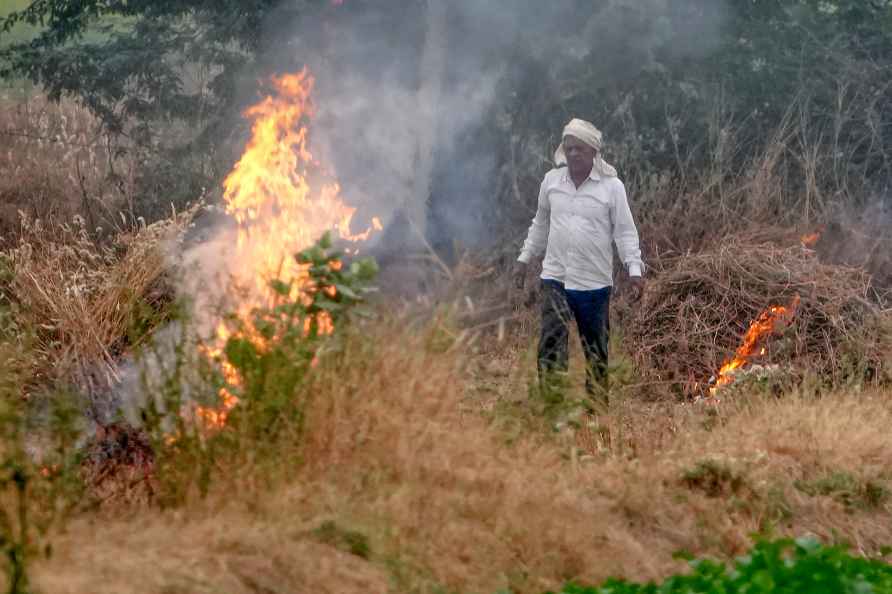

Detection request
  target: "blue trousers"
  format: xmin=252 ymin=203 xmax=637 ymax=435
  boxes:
xmin=538 ymin=279 xmax=611 ymax=408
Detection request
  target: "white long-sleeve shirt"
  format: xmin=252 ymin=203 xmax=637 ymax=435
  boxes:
xmin=518 ymin=167 xmax=644 ymax=290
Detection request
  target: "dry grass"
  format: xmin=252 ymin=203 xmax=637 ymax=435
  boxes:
xmin=3 ymin=56 xmax=889 ymax=594
xmin=625 ymin=91 xmax=892 ymax=257
xmin=0 ymin=94 xmax=137 ymax=244
xmin=1 ymin=205 xmax=198 ymax=410
xmin=813 ymin=206 xmax=892 ymax=291
xmin=2 ymin=81 xmax=889 ymax=594
xmin=29 ymin=314 xmax=892 ymax=594
xmin=34 ymin=508 xmax=391 ymax=594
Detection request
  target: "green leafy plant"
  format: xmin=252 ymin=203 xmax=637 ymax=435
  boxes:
xmin=140 ymin=232 xmax=377 ymax=504
xmin=544 ymin=537 xmax=892 ymax=594
xmin=221 ymin=232 xmax=377 ymax=441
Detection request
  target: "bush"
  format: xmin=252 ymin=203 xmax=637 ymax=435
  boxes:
xmin=795 ymin=471 xmax=890 ymax=511
xmin=681 ymin=459 xmax=747 ymax=498
xmin=140 ymin=232 xmax=378 ymax=504
xmin=544 ymin=538 xmax=892 ymax=594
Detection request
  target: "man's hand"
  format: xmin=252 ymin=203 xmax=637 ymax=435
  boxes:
xmin=627 ymin=275 xmax=645 ymax=303
xmin=512 ymin=261 xmax=527 ymax=292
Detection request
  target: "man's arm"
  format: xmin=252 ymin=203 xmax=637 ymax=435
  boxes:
xmin=513 ymin=176 xmax=551 ymax=289
xmin=609 ymin=180 xmax=645 ymax=300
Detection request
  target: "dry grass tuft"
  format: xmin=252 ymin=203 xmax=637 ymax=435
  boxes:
xmin=34 ymin=508 xmax=391 ymax=594
xmin=1 ymin=205 xmax=198 ymax=407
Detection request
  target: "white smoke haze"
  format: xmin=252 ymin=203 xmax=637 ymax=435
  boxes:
xmin=116 ymin=321 xmax=195 ymax=428
xmin=267 ymin=0 xmax=731 ymax=252
xmin=112 ymin=227 xmax=238 ymax=427
xmin=113 ymin=0 xmax=733 ymax=419
xmin=139 ymin=0 xmax=731 ymax=355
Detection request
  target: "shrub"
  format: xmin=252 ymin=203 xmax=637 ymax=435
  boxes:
xmin=681 ymin=459 xmax=747 ymax=498
xmin=795 ymin=471 xmax=890 ymax=511
xmin=139 ymin=232 xmax=378 ymax=504
xmin=312 ymin=520 xmax=371 ymax=559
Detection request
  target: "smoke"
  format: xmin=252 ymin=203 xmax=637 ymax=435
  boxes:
xmin=109 ymin=1 xmax=732 ymax=421
xmin=256 ymin=0 xmax=730 ymax=255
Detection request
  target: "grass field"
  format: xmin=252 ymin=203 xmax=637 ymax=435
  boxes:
xmin=0 ymin=70 xmax=889 ymax=594
xmin=26 ymin=313 xmax=892 ymax=593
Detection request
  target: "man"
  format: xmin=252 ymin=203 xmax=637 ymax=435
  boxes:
xmin=514 ymin=118 xmax=644 ymax=411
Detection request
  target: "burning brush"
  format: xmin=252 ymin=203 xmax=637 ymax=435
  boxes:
xmin=627 ymin=236 xmax=886 ymax=397
xmin=707 ymin=294 xmax=800 ymax=397
xmin=194 ymin=68 xmax=381 ymax=430
xmin=800 ymin=227 xmax=823 ymax=248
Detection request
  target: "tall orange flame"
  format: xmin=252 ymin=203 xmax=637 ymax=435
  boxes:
xmin=709 ymin=295 xmax=800 ymax=395
xmin=195 ymin=68 xmax=379 ymax=429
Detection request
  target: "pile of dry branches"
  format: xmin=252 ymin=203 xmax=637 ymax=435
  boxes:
xmin=626 ymin=235 xmax=891 ymax=397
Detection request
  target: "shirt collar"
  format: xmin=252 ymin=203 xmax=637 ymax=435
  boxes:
xmin=561 ymin=167 xmax=601 ymax=184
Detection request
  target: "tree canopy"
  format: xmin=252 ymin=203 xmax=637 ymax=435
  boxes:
xmin=3 ymin=0 xmax=892 ymax=237
xmin=1 ymin=1 xmax=330 ymax=135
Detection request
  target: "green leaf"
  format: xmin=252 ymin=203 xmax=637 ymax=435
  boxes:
xmin=350 ymin=306 xmax=376 ymax=320
xmin=224 ymin=337 xmax=260 ymax=371
xmin=269 ymin=279 xmax=291 ymax=296
xmin=317 ymin=231 xmax=332 ymax=250
xmin=254 ymin=319 xmax=276 ymax=341
xmin=333 ymin=283 xmax=359 ymax=300
xmin=315 ymin=301 xmax=343 ymax=312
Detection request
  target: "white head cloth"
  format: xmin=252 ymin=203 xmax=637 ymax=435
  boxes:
xmin=553 ymin=118 xmax=618 ymax=178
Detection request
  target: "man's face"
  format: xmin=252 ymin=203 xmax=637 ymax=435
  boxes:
xmin=563 ymin=135 xmax=596 ymax=176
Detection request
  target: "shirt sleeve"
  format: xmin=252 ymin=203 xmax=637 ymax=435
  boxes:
xmin=609 ymin=180 xmax=644 ymax=276
xmin=517 ymin=176 xmax=551 ymax=263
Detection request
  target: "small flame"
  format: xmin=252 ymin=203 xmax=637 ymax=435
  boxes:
xmin=709 ymin=295 xmax=800 ymax=395
xmin=39 ymin=464 xmax=60 ymax=478
xmin=801 ymin=230 xmax=821 ymax=247
xmin=194 ymin=68 xmax=378 ymax=429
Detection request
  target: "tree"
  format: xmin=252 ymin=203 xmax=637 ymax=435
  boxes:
xmin=0 ymin=0 xmax=329 ymax=218
xmin=1 ymin=1 xmax=331 ymax=133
